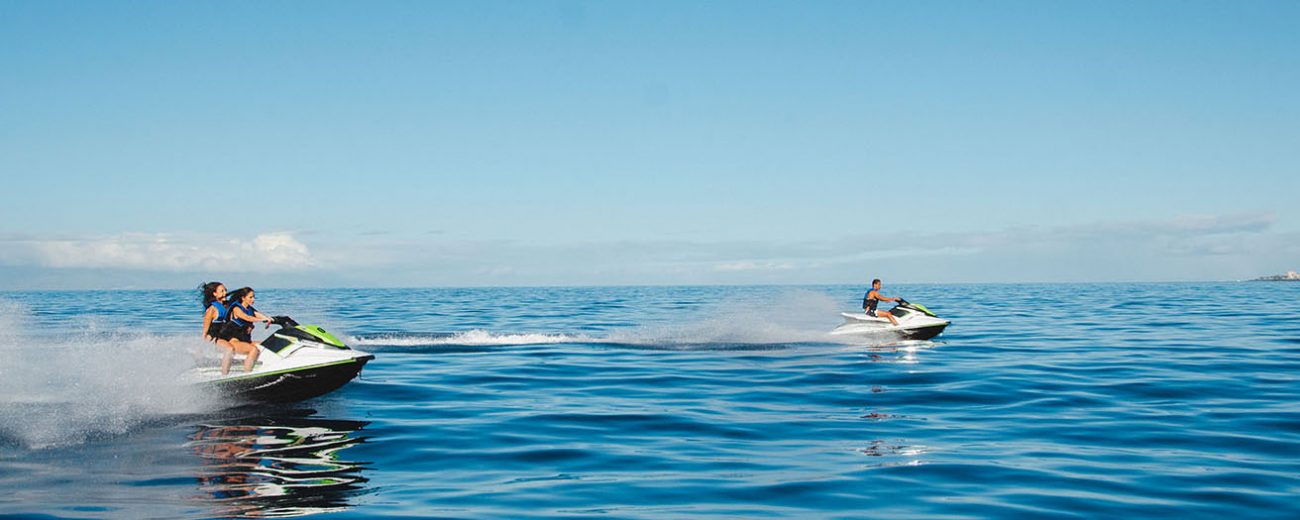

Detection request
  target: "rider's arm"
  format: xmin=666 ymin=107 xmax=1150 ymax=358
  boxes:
xmin=869 ymin=290 xmax=900 ymax=302
xmin=202 ymin=307 xmax=216 ymax=338
xmin=231 ymin=306 xmax=271 ymax=323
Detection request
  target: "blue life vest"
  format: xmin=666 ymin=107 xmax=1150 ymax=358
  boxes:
xmin=207 ymin=301 xmax=228 ymax=323
xmin=228 ymin=302 xmax=254 ymax=327
xmin=863 ymin=290 xmax=879 ymax=312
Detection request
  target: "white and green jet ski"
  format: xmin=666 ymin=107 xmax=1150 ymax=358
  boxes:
xmin=191 ymin=316 xmax=373 ymax=403
xmin=830 ymin=299 xmax=950 ymax=340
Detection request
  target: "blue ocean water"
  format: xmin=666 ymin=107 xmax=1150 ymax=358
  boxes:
xmin=1 ymin=283 xmax=1298 ymax=519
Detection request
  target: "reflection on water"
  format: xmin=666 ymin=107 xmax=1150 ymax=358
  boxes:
xmin=860 ymin=440 xmax=928 ymax=469
xmin=841 ymin=339 xmax=938 ymax=364
xmin=187 ymin=412 xmax=370 ymax=518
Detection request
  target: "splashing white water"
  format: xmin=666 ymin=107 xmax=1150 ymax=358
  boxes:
xmin=0 ymin=300 xmax=219 ymax=449
xmin=606 ymin=289 xmax=862 ymax=346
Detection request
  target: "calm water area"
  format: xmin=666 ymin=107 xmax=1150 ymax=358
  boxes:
xmin=1 ymin=283 xmax=1298 ymax=518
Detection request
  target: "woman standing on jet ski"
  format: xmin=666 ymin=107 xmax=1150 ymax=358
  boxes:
xmin=217 ymin=287 xmax=273 ymax=374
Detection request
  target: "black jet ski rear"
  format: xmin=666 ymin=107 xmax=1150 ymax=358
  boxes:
xmin=204 ymin=355 xmax=374 ymax=403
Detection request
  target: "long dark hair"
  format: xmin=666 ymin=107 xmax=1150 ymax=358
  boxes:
xmin=199 ymin=281 xmax=224 ymax=308
xmin=225 ymin=287 xmax=254 ymax=308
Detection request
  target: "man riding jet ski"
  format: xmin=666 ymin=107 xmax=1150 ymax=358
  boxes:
xmin=830 ymin=279 xmax=950 ymax=340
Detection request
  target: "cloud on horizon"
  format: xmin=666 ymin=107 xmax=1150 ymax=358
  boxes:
xmin=0 ymin=212 xmax=1293 ymax=289
xmin=0 ymin=232 xmax=314 ymax=273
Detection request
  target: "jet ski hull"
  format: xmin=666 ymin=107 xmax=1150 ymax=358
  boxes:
xmin=197 ymin=355 xmax=374 ymax=404
xmin=830 ymin=321 xmax=949 ymax=340
xmin=899 ymin=322 xmax=948 ymax=340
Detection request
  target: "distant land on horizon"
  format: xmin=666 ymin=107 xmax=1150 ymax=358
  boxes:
xmin=1250 ymin=271 xmax=1300 ymax=282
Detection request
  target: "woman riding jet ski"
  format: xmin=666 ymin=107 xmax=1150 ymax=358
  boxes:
xmin=200 ymin=284 xmax=268 ymax=375
xmin=191 ymin=286 xmax=373 ymax=403
xmin=830 ymin=279 xmax=950 ymax=340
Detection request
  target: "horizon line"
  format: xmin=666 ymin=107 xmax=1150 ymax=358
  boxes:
xmin=0 ymin=279 xmax=1274 ymax=293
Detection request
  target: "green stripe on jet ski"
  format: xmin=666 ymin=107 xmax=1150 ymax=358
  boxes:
xmin=296 ymin=325 xmax=346 ymax=347
xmin=910 ymin=303 xmax=938 ymax=317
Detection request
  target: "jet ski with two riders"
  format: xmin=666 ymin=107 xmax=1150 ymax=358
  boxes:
xmin=191 ymin=315 xmax=374 ymax=403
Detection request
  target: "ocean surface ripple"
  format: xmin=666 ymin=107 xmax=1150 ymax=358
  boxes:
xmin=1 ymin=283 xmax=1298 ymax=518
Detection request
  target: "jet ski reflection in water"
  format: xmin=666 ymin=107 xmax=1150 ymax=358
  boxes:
xmin=188 ymin=413 xmax=370 ymax=518
xmin=830 ymin=279 xmax=950 ymax=340
xmin=190 ymin=315 xmax=374 ymax=403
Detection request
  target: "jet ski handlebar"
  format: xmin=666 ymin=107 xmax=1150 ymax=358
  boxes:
xmin=270 ymin=315 xmax=300 ymax=328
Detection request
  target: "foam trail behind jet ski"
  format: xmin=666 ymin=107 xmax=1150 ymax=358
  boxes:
xmin=352 ymin=290 xmax=881 ymax=350
xmin=606 ymin=289 xmax=870 ymax=348
xmin=351 ymin=330 xmax=591 ymax=348
xmin=0 ymin=300 xmax=216 ymax=449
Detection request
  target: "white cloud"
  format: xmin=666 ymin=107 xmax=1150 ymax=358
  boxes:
xmin=248 ymin=233 xmax=314 ymax=269
xmin=1044 ymin=211 xmax=1276 ymax=242
xmin=0 ymin=211 xmax=1292 ymax=287
xmin=0 ymin=232 xmax=315 ymax=272
xmin=301 ymin=211 xmax=1293 ymax=284
xmin=713 ymin=261 xmax=795 ymax=272
xmin=474 ymin=266 xmax=517 ymax=277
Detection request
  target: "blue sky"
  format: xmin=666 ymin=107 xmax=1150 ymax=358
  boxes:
xmin=2 ymin=0 xmax=1297 ymax=288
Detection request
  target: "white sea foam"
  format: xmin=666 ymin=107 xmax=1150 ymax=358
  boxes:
xmin=351 ymin=290 xmax=881 ymax=349
xmin=604 ymin=289 xmax=868 ymax=347
xmin=351 ymin=329 xmax=591 ymax=347
xmin=0 ymin=300 xmax=218 ymax=449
